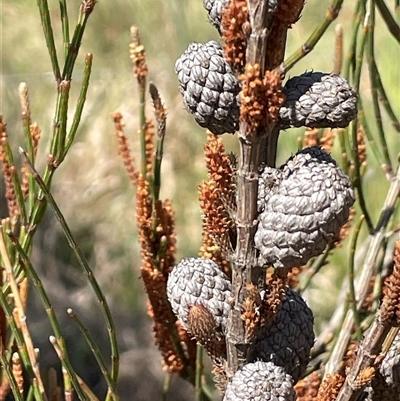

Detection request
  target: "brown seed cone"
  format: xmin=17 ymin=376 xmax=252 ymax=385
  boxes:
xmin=188 ymin=304 xmax=227 ymax=364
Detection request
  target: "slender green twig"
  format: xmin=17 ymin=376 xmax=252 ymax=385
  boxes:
xmin=51 ymin=80 xmax=71 ymax=166
xmin=139 ymin=83 xmax=147 ymax=178
xmin=67 ymin=309 xmax=119 ymax=401
xmin=351 ymin=12 xmax=374 ymax=233
xmin=279 ymin=0 xmax=344 ymax=73
xmin=348 ymin=215 xmax=365 ymax=341
xmin=0 ymin=291 xmax=41 ymax=398
xmin=366 ymin=3 xmax=393 ymax=175
xmin=298 ymin=245 xmax=333 ymax=294
xmin=50 ymin=337 xmax=90 ymax=401
xmin=195 ymin=344 xmax=203 ymax=401
xmin=64 ymin=53 xmax=93 ymax=157
xmin=162 ymin=373 xmax=172 ymax=401
xmin=36 ymin=0 xmax=61 ymax=82
xmin=7 ymin=232 xmax=68 ymax=353
xmin=62 ymin=1 xmax=96 ymax=80
xmin=19 ymin=148 xmax=120 ymax=388
xmin=76 ymin=374 xmax=100 ymax=401
xmin=0 ymin=231 xmax=48 ymax=401
xmin=0 ymin=352 xmax=24 ymax=401
xmin=62 ymin=367 xmax=74 ymax=401
xmin=149 ymin=83 xmax=166 ymax=202
xmin=343 ymin=0 xmax=364 ymax=81
xmin=59 ymin=0 xmax=70 ymax=60
xmin=376 ymin=0 xmax=400 ymax=43
xmin=372 ymin=61 xmax=400 ymax=133
xmin=357 ymin=98 xmax=385 ymax=167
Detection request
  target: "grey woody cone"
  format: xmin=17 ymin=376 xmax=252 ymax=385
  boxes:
xmin=279 ymin=72 xmax=357 ymax=129
xmin=223 ymin=361 xmax=295 ymax=401
xmin=248 ymin=287 xmax=314 ymax=383
xmin=175 ymin=41 xmax=240 ymax=135
xmin=167 ymin=257 xmax=232 ymax=335
xmin=255 ymin=146 xmax=355 ymax=269
xmin=203 ymin=0 xmax=229 ymax=33
xmin=364 ymin=332 xmax=400 ymax=400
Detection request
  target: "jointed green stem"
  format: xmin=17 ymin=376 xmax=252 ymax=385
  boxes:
xmin=0 ymin=291 xmax=40 ymax=397
xmin=376 ymin=0 xmax=400 ymax=43
xmin=50 ymin=337 xmax=90 ymax=401
xmin=62 ymin=1 xmax=96 ymax=80
xmin=149 ymin=83 xmax=166 ymax=202
xmin=50 ymin=80 xmax=71 ymax=165
xmin=280 ymin=0 xmax=344 ymax=74
xmin=139 ymin=84 xmax=148 ymax=178
xmin=68 ymin=309 xmax=119 ymax=401
xmin=348 ymin=215 xmax=365 ymax=341
xmin=351 ymin=13 xmax=374 ymax=233
xmin=64 ymin=53 xmax=93 ymax=157
xmin=298 ymin=245 xmax=333 ymax=294
xmin=36 ymin=0 xmax=61 ymax=82
xmin=372 ymin=61 xmax=400 ymax=133
xmin=20 ymin=148 xmax=120 ymax=388
xmin=195 ymin=344 xmax=203 ymax=401
xmin=8 ymin=232 xmax=68 ymax=351
xmin=366 ymin=3 xmax=393 ymax=175
xmin=59 ymin=0 xmax=70 ymax=60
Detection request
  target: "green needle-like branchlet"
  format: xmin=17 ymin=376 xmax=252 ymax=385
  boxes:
xmin=36 ymin=0 xmax=61 ymax=82
xmin=20 ymin=148 xmax=120 ymax=390
xmin=68 ymin=308 xmax=119 ymax=401
xmin=348 ymin=215 xmax=365 ymax=341
xmin=280 ymin=0 xmax=344 ymax=74
xmin=59 ymin=0 xmax=70 ymax=60
xmin=64 ymin=53 xmax=93 ymax=157
xmin=62 ymin=1 xmax=96 ymax=81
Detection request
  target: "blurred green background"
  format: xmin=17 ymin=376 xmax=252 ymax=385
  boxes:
xmin=1 ymin=1 xmax=399 ymax=400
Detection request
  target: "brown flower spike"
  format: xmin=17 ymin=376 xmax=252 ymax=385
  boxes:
xmin=381 ymin=239 xmax=400 ymax=326
xmin=221 ymin=0 xmax=249 ymax=72
xmin=239 ymin=65 xmax=285 ymax=135
xmin=198 ymin=134 xmax=235 ymax=276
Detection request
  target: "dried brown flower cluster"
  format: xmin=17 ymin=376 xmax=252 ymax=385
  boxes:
xmin=0 ymin=118 xmax=19 ymax=220
xmin=112 ymin=112 xmax=139 ymax=185
xmin=381 ymin=239 xmax=400 ymax=325
xmin=260 ymin=268 xmax=288 ymax=325
xmin=11 ymin=353 xmax=23 ymax=394
xmin=242 ymin=283 xmax=262 ymax=340
xmin=221 ymin=0 xmax=249 ymax=72
xmin=295 ymin=371 xmax=322 ymax=401
xmin=302 ymin=128 xmax=335 ymax=154
xmin=357 ymin=124 xmax=367 ymax=166
xmin=287 ymin=266 xmax=305 ymax=289
xmin=130 ymin=26 xmax=148 ymax=86
xmin=143 ymin=119 xmax=155 ymax=177
xmin=239 ymin=65 xmax=285 ymax=135
xmin=136 ymin=175 xmax=195 ymax=375
xmin=198 ymin=134 xmax=235 ymax=276
xmin=316 ymin=372 xmax=345 ymax=401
